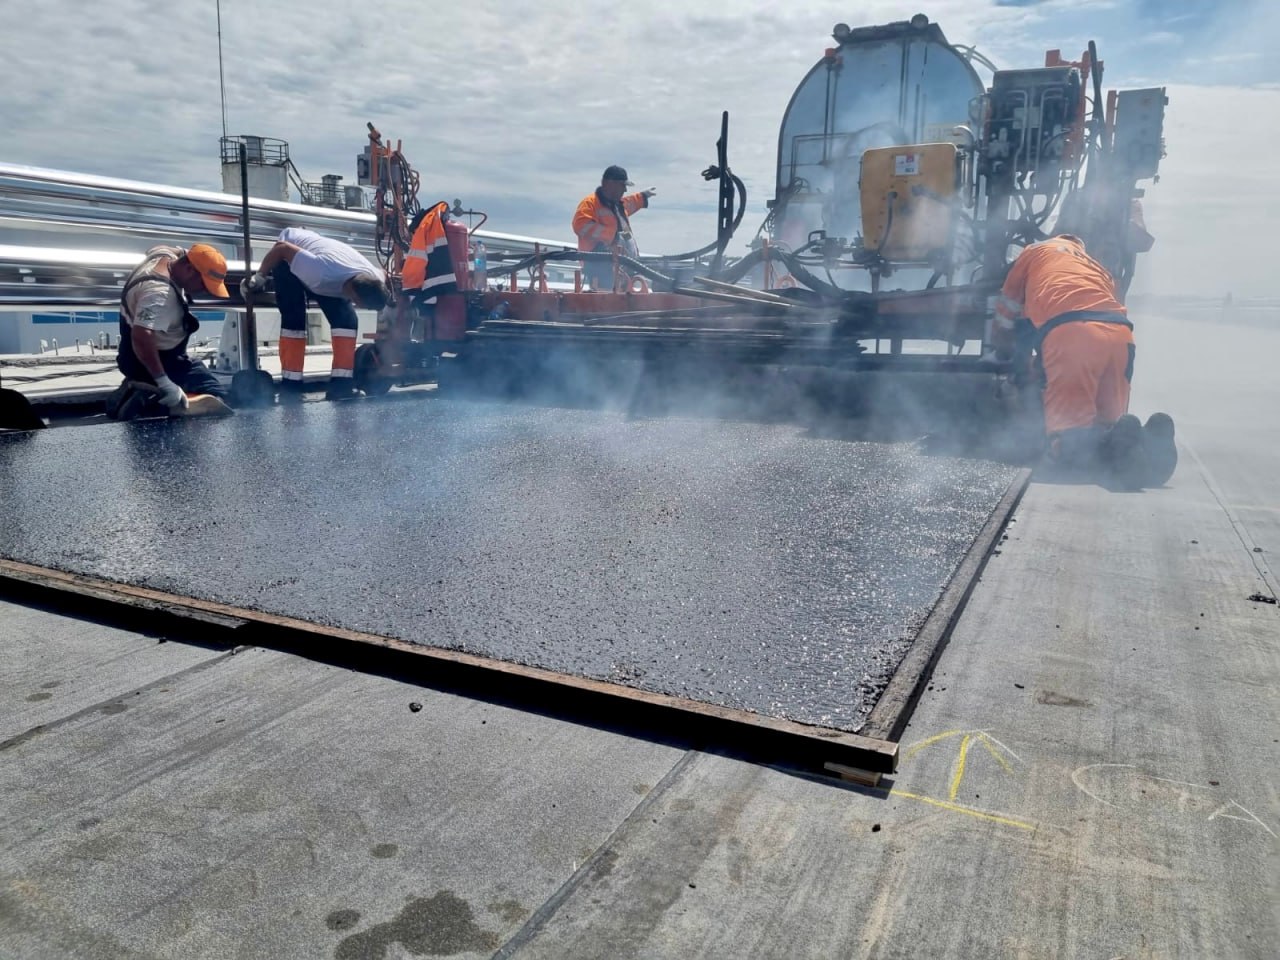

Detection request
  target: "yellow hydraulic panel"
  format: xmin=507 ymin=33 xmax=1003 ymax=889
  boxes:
xmin=859 ymin=143 xmax=959 ymax=260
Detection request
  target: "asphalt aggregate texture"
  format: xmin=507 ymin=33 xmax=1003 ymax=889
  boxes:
xmin=0 ymin=399 xmax=1018 ymax=730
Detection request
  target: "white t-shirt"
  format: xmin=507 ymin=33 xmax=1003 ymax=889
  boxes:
xmin=280 ymin=227 xmax=383 ymax=298
xmin=122 ymin=245 xmax=189 ymax=350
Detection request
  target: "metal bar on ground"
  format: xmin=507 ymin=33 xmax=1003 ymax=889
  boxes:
xmin=691 ymin=276 xmax=795 ymax=305
xmin=0 ymin=558 xmax=903 ymax=774
xmin=670 ymin=285 xmax=801 ymax=310
xmin=859 ymin=468 xmax=1032 ymax=742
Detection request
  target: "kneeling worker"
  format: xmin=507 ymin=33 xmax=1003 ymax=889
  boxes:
xmin=996 ymin=232 xmax=1176 ymax=487
xmin=110 ymin=243 xmax=230 ymax=419
xmin=243 ymin=228 xmax=389 ymax=400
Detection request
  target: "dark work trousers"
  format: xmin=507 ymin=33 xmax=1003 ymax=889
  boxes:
xmin=583 ymin=248 xmax=616 ymax=291
xmin=272 ymin=261 xmax=359 ymax=334
xmin=116 ymin=331 xmax=225 ymax=397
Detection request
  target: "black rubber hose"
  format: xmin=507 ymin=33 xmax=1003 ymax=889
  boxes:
xmin=1088 ymin=41 xmax=1104 ymax=126
xmin=657 ymin=173 xmax=749 ymax=262
xmin=716 ymin=247 xmax=870 ymax=304
xmin=497 ymin=249 xmax=680 ymax=288
xmin=499 ymin=240 xmax=869 ymax=307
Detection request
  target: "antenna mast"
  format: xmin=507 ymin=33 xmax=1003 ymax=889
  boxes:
xmin=216 ymin=0 xmax=229 ymax=140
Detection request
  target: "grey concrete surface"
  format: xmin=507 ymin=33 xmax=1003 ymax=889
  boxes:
xmin=0 ymin=401 xmax=1018 ymax=729
xmin=0 ymin=620 xmax=685 ymax=960
xmin=509 ymin=469 xmax=1279 ymax=959
xmin=0 ymin=597 xmax=229 ymax=741
xmin=1138 ymin=317 xmax=1279 ymax=586
xmin=1 ymin=314 xmax=1276 ymax=959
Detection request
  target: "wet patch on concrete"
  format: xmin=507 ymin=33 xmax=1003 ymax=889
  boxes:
xmin=590 ymin=849 xmax=619 ymax=880
xmin=325 ymin=909 xmax=361 ymax=932
xmin=1036 ymin=690 xmax=1093 ymax=708
xmin=487 ymin=899 xmax=529 ymax=924
xmin=333 ymin=890 xmax=499 ymax=958
xmin=0 ymin=401 xmax=1018 ymax=730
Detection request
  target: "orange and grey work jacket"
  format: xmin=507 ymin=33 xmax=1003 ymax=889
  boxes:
xmin=402 ymin=201 xmax=456 ymax=303
xmin=996 ymin=235 xmax=1132 ymax=346
xmin=573 ymin=189 xmax=648 ymax=255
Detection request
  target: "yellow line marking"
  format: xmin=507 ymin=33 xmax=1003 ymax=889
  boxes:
xmin=978 ymin=734 xmax=1014 ymax=775
xmin=903 ymin=729 xmax=966 ymax=759
xmin=886 ymin=788 xmax=1037 ymax=831
xmin=948 ymin=734 xmax=972 ymax=801
xmin=979 ymin=732 xmax=1022 ymax=762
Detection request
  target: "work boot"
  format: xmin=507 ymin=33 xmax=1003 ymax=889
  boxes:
xmin=1039 ymin=426 xmax=1099 ymax=480
xmin=277 ymin=379 xmax=307 ymax=404
xmin=108 ymin=381 xmax=168 ymax=421
xmin=1143 ymin=412 xmax=1177 ymax=486
xmin=104 ymin=380 xmax=133 ymax=420
xmin=324 ymin=379 xmax=359 ymax=402
xmin=1098 ymin=414 xmax=1148 ymax=491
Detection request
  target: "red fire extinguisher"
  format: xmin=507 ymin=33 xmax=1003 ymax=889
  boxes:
xmin=443 ymin=218 xmax=471 ymax=292
xmin=437 ymin=216 xmax=472 ymax=340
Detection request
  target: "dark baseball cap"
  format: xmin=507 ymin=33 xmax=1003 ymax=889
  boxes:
xmin=602 ymin=165 xmax=634 ymax=185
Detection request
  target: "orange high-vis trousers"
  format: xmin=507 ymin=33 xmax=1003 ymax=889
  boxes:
xmin=1039 ymin=320 xmax=1135 ymax=435
xmin=278 ymin=329 xmax=307 ymax=383
xmin=330 ymin=328 xmax=356 ymax=379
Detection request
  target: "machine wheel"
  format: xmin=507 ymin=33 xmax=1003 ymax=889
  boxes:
xmin=230 ymin=369 xmax=276 ymax=408
xmin=353 ymin=343 xmax=392 ymax=397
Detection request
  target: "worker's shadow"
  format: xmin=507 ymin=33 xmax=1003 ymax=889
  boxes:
xmin=1028 ymin=459 xmax=1158 ymax=493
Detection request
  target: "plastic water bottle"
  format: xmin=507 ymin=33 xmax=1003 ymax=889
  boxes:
xmin=473 ymin=241 xmax=487 ymax=291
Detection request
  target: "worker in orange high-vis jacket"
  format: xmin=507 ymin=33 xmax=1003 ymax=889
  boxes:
xmin=573 ymin=165 xmax=656 ymax=290
xmin=402 ymin=201 xmax=457 ymax=304
xmin=996 ymin=232 xmax=1176 ymax=488
xmin=242 ymin=228 xmax=388 ymax=401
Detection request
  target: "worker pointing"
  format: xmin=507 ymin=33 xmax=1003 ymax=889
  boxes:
xmin=573 ymin=166 xmax=655 ymax=291
xmin=243 ymin=228 xmax=388 ymax=401
xmin=996 ymin=231 xmax=1176 ymax=488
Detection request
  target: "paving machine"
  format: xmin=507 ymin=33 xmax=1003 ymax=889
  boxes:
xmin=353 ymin=14 xmax=1166 ymax=434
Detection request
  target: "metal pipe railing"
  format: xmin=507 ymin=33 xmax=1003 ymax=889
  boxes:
xmin=0 ymin=162 xmax=577 ymax=307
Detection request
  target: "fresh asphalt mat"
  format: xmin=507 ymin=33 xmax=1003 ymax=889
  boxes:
xmin=0 ymin=398 xmax=1020 ymax=731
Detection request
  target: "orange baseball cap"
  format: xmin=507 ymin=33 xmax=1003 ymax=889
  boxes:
xmin=186 ymin=243 xmax=230 ymax=297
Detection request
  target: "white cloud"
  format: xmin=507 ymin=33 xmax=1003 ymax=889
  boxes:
xmin=0 ymin=0 xmax=1270 ymax=297
xmin=1136 ymin=31 xmax=1183 ymax=46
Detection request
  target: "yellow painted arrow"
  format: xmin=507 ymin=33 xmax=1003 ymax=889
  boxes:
xmin=903 ymin=728 xmax=1020 ymax=800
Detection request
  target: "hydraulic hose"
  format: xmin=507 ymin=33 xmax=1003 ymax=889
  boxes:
xmin=499 ymin=239 xmax=874 ymax=310
xmin=654 ymin=173 xmax=748 ymax=262
xmin=498 ymin=249 xmax=680 ymax=288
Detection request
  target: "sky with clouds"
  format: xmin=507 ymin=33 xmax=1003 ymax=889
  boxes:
xmin=1 ymin=0 xmax=1276 ymax=297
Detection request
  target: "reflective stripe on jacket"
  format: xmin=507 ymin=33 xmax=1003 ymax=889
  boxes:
xmin=403 ymin=201 xmax=456 ymax=301
xmin=573 ymin=189 xmax=647 ymax=253
xmin=999 ymin=236 xmax=1127 ymax=330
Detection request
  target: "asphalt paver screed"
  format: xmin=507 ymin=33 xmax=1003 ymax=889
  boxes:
xmin=0 ymin=400 xmax=1019 ymax=730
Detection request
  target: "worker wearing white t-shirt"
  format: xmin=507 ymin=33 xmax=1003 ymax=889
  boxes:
xmin=244 ymin=228 xmax=388 ymax=400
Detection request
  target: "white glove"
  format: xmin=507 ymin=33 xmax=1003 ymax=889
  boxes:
xmin=642 ymin=187 xmax=657 ymax=199
xmin=241 ymin=273 xmax=268 ymax=296
xmin=153 ymin=375 xmax=189 ymax=411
